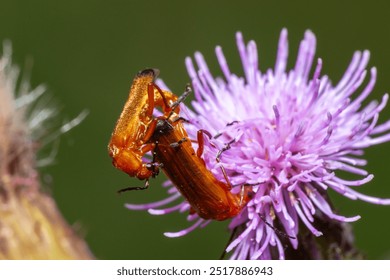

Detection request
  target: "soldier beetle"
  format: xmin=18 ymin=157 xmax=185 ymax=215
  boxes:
xmin=150 ymin=115 xmax=253 ymax=221
xmin=108 ymin=69 xmax=252 ymax=220
xmin=108 ymin=69 xmax=178 ymax=183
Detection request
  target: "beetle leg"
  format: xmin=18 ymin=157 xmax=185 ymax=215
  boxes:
xmin=149 ymin=82 xmax=180 ymax=116
xmin=142 ymin=119 xmax=158 ymax=144
xmin=239 ymin=185 xmax=246 ymax=206
xmin=214 ymin=120 xmax=240 ymax=139
xmin=144 ymin=141 xmax=162 ymax=177
xmin=226 ymin=120 xmax=239 ymax=126
xmin=216 ymin=139 xmax=235 ymax=162
xmin=152 ymin=83 xmax=170 ymax=111
xmin=117 ymin=179 xmax=150 ymax=193
xmin=169 ymin=138 xmax=188 ymax=150
xmin=145 ymin=162 xmax=162 ymax=177
xmin=195 ymin=129 xmax=234 ymax=190
xmin=196 ymin=129 xmax=212 ymax=158
xmin=219 ymin=224 xmax=243 ymax=259
xmin=168 ymin=84 xmax=192 ymax=115
xmin=259 ymin=213 xmax=296 ymax=240
xmin=215 ymin=139 xmax=236 ymax=190
xmin=133 ymin=141 xmax=161 ymax=177
xmin=152 ymin=83 xmax=181 ymax=115
xmin=171 ymin=116 xmax=191 ymax=124
xmin=146 ymin=83 xmax=156 ymax=118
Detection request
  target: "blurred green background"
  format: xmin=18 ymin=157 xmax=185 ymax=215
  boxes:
xmin=1 ymin=0 xmax=390 ymax=259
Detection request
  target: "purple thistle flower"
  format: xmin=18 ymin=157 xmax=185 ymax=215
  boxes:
xmin=126 ymin=29 xmax=390 ymax=259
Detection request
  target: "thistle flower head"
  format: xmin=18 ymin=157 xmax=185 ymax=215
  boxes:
xmin=0 ymin=43 xmax=92 ymax=259
xmin=126 ymin=29 xmax=390 ymax=259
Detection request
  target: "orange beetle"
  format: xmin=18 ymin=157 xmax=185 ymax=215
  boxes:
xmin=108 ymin=69 xmax=178 ymax=181
xmin=109 ymin=69 xmax=252 ymax=220
xmin=149 ymin=115 xmax=252 ymax=220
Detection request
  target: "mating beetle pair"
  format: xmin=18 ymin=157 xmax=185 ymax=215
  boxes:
xmin=108 ymin=69 xmax=251 ymax=221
